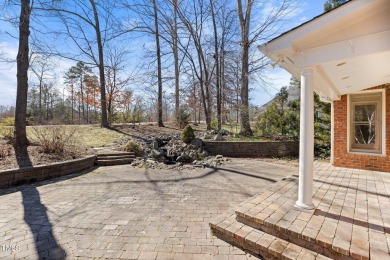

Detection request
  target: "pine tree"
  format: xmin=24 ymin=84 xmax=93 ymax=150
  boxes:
xmin=324 ymin=0 xmax=347 ymax=12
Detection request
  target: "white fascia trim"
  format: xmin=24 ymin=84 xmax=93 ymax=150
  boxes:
xmin=292 ymin=30 xmax=390 ymax=68
xmin=259 ymin=0 xmax=373 ymax=53
xmin=347 ymin=89 xmax=386 ymax=156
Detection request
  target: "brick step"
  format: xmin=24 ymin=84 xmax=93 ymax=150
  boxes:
xmin=233 ymin=177 xmax=362 ymax=260
xmin=97 ymin=154 xmax=136 ymax=160
xmin=96 ymin=152 xmax=135 ymax=158
xmin=95 ymin=158 xmax=134 ymax=166
xmin=95 ymin=152 xmax=136 ymax=166
xmin=210 ymin=210 xmax=331 ymax=260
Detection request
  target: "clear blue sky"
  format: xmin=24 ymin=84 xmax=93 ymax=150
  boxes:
xmin=0 ymin=0 xmax=326 ymax=107
xmin=252 ymin=0 xmax=325 ymax=106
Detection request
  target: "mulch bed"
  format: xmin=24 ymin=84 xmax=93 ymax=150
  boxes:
xmin=0 ymin=139 xmax=92 ymax=170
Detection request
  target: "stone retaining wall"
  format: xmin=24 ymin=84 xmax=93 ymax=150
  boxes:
xmin=0 ymin=155 xmax=96 ymax=189
xmin=204 ymin=141 xmax=299 ymax=158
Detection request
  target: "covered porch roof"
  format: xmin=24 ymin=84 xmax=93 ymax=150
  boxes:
xmin=259 ymin=0 xmax=390 ymax=101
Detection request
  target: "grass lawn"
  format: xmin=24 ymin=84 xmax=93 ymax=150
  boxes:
xmin=26 ymin=125 xmax=128 ymax=148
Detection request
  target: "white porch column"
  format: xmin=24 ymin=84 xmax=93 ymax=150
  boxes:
xmin=330 ymin=101 xmax=334 ymax=165
xmin=295 ymin=67 xmax=315 ymax=210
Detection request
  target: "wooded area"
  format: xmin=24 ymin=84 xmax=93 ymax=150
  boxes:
xmin=0 ymin=0 xmax=343 ymax=165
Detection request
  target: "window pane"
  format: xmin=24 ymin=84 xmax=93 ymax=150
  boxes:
xmin=354 ymin=105 xmax=376 ymax=122
xmin=354 ymin=124 xmax=376 ymax=145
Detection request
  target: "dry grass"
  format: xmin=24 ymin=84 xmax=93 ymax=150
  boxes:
xmin=0 ymin=145 xmax=11 ymax=159
xmin=26 ymin=125 xmax=128 ymax=148
xmin=120 ymin=140 xmax=144 ymax=155
xmin=0 ymin=126 xmax=14 ymax=141
xmin=72 ymin=125 xmax=128 ymax=147
xmin=30 ymin=126 xmax=77 ymax=154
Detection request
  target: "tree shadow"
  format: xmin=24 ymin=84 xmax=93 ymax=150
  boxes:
xmin=14 ymin=144 xmax=32 ymax=168
xmin=107 ymin=126 xmax=132 ymax=137
xmin=212 ymin=166 xmax=278 ymax=183
xmin=0 ymin=167 xmax=98 ymax=197
xmin=53 ymin=165 xmax=278 ymax=189
xmin=21 ymin=186 xmax=66 ymax=259
xmin=314 ymin=209 xmax=390 ymax=234
xmin=313 ymin=178 xmax=390 ymax=198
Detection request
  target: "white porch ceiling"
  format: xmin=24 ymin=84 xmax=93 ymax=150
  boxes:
xmin=259 ymin=0 xmax=390 ymax=101
xmin=322 ymin=51 xmax=390 ymax=95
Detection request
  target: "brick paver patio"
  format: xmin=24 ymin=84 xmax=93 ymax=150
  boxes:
xmin=0 ymin=159 xmax=294 ymax=259
xmin=211 ymin=161 xmax=390 ymax=259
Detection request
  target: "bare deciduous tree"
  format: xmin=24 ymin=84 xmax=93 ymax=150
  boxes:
xmin=34 ymin=0 xmax=124 ymax=128
xmin=236 ymin=0 xmax=295 ymax=135
xmin=105 ymin=44 xmax=134 ymax=123
xmin=152 ymin=0 xmax=165 ymax=127
xmin=14 ymin=0 xmax=32 ymax=166
xmin=29 ymin=54 xmax=55 ymax=123
xmin=177 ymin=0 xmax=213 ymax=130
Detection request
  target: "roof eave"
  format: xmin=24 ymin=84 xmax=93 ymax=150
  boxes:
xmin=259 ymin=0 xmax=373 ymax=55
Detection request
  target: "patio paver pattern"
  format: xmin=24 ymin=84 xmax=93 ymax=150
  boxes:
xmin=0 ymin=159 xmax=294 ymax=259
xmin=211 ymin=161 xmax=390 ymax=260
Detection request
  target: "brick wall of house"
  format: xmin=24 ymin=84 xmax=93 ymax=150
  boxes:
xmin=333 ymin=85 xmax=390 ymax=172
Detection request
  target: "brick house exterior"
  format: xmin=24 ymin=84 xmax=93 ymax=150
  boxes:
xmin=259 ymin=0 xmax=390 ymax=207
xmin=333 ymin=84 xmax=390 ymax=172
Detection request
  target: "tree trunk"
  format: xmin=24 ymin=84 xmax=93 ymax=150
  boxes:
xmin=210 ymin=0 xmax=221 ymax=131
xmin=196 ymin=49 xmax=211 ymax=130
xmin=14 ymin=0 xmax=32 ymax=167
xmin=220 ymin=47 xmax=225 ymax=124
xmin=90 ymin=0 xmax=109 ymax=128
xmin=71 ymin=85 xmax=74 ymax=124
xmin=38 ymin=80 xmax=42 ymax=123
xmin=107 ymin=98 xmax=112 ymax=124
xmin=80 ymin=75 xmax=85 ymax=123
xmin=198 ymin=99 xmax=201 ymax=125
xmin=173 ymin=0 xmax=180 ymax=126
xmin=193 ymin=83 xmax=197 ymax=124
xmin=153 ymin=0 xmax=164 ymax=127
xmin=199 ymin=53 xmax=211 ymax=130
xmin=237 ymin=0 xmax=253 ymax=136
xmin=239 ymin=42 xmax=252 ymax=135
xmin=79 ymin=96 xmax=81 ymax=123
xmin=86 ymin=90 xmax=89 ymax=124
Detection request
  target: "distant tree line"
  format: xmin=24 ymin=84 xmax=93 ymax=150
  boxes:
xmin=3 ymin=0 xmax=334 ymax=165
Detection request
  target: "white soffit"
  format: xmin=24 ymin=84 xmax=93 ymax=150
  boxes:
xmin=322 ymin=51 xmax=390 ymax=95
xmin=260 ymin=0 xmax=390 ymax=100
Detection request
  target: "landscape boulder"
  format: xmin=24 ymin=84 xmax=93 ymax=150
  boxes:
xmin=190 ymin=138 xmax=203 ymax=149
xmin=214 ymin=133 xmax=224 ymax=141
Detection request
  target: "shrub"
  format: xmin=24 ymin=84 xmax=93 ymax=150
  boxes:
xmin=0 ymin=117 xmax=15 ymax=126
xmin=32 ymin=126 xmax=77 ymax=154
xmin=121 ymin=140 xmax=143 ymax=155
xmin=211 ymin=118 xmax=218 ymax=130
xmin=181 ymin=125 xmax=195 ymax=144
xmin=315 ymin=143 xmax=331 ymax=159
xmin=0 ymin=126 xmax=14 ymax=141
xmin=0 ymin=146 xmax=11 ymax=159
xmin=177 ymin=107 xmax=191 ymax=129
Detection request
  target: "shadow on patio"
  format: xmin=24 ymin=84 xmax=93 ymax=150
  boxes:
xmin=210 ymin=161 xmax=390 ymax=260
xmin=22 ymin=187 xmax=66 ymax=259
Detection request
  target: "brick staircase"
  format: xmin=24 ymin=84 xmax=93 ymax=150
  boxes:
xmin=210 ymin=176 xmax=334 ymax=260
xmin=210 ymin=162 xmax=390 ymax=260
xmin=95 ymin=152 xmax=136 ymax=166
xmin=210 ymin=210 xmax=330 ymax=260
